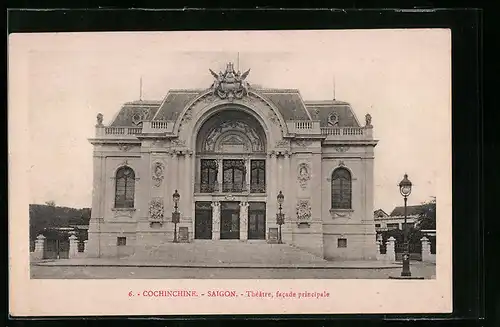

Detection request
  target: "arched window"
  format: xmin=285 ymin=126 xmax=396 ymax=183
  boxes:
xmin=331 ymin=168 xmax=352 ymax=209
xmin=115 ymin=166 xmax=135 ymax=208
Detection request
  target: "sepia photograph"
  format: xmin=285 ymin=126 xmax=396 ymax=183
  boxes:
xmin=10 ymin=29 xmax=452 ymax=315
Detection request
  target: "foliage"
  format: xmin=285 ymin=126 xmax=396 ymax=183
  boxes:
xmin=415 ymin=197 xmax=436 ymax=230
xmin=29 ymin=204 xmax=91 ymax=242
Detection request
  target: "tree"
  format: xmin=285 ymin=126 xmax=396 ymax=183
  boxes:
xmin=45 ymin=200 xmax=56 ymax=207
xmin=415 ymin=197 xmax=436 ymax=230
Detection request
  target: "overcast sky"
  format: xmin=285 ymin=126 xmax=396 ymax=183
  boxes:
xmin=10 ymin=30 xmax=451 ymax=213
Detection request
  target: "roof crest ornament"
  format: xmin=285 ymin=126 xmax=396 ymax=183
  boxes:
xmin=209 ymin=62 xmax=250 ymax=101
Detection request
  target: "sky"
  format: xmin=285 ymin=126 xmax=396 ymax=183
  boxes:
xmin=9 ymin=30 xmax=451 ymax=213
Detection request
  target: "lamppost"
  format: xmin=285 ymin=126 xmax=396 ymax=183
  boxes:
xmin=399 ymin=173 xmax=413 ymax=277
xmin=172 ymin=190 xmax=180 ymax=243
xmin=277 ymin=191 xmax=285 ymax=244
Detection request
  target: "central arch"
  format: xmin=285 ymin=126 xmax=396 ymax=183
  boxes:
xmin=193 ymin=109 xmax=268 ymax=241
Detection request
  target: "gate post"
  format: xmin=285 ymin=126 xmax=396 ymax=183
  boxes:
xmin=68 ymin=235 xmax=79 ymax=259
xmin=33 ymin=234 xmax=46 ymax=261
xmin=420 ymin=236 xmax=435 ymax=263
xmin=386 ymin=236 xmax=396 ymax=262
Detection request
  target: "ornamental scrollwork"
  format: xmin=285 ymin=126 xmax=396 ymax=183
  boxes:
xmin=297 ymin=163 xmax=311 ymax=189
xmin=295 ymin=140 xmax=312 ymax=148
xmin=152 ymin=161 xmax=165 ymax=187
xmin=148 ymin=198 xmax=164 ymax=222
xmin=171 ymin=139 xmax=186 ymax=147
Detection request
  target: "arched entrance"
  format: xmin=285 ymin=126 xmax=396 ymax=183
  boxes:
xmin=193 ymin=109 xmax=268 ymax=240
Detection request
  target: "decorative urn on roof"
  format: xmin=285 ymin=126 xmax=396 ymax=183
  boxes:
xmin=209 ymin=62 xmax=251 ymax=101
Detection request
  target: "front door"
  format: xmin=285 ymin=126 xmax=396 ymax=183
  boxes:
xmin=248 ymin=202 xmax=266 ymax=239
xmin=220 ymin=202 xmax=240 ymax=239
xmin=195 ymin=201 xmax=213 ymax=239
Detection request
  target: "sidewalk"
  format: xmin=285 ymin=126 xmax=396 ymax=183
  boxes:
xmin=33 ymin=257 xmax=403 ymax=269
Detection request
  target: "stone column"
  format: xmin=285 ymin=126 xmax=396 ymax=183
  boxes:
xmin=170 ymin=151 xmax=179 ymax=195
xmin=386 ymin=236 xmax=396 ymax=262
xmin=211 ymin=201 xmax=220 ymax=240
xmin=282 ymin=152 xmax=291 ymax=243
xmin=33 ymin=234 xmax=46 ymax=260
xmin=68 ymin=235 xmax=79 ymax=259
xmin=184 ymin=151 xmax=194 ymax=240
xmin=245 ymin=157 xmax=251 ymax=192
xmin=217 ymin=158 xmax=223 ymax=192
xmin=239 ymin=201 xmax=249 ymax=241
xmin=267 ymin=152 xmax=278 ymax=240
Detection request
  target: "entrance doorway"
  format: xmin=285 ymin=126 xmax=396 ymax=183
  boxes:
xmin=220 ymin=202 xmax=240 ymax=239
xmin=248 ymin=202 xmax=266 ymax=239
xmin=195 ymin=202 xmax=213 ymax=239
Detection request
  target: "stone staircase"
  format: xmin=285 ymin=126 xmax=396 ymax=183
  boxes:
xmin=126 ymin=241 xmax=327 ymax=265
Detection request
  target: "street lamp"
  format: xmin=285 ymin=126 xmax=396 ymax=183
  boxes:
xmin=399 ymin=173 xmax=413 ymax=277
xmin=172 ymin=189 xmax=180 ymax=243
xmin=276 ymin=191 xmax=285 ymax=244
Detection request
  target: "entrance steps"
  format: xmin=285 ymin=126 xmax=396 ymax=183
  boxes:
xmin=127 ymin=241 xmax=327 ymax=265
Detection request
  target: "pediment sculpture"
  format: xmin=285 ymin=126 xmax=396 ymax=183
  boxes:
xmin=209 ymin=62 xmax=251 ymax=100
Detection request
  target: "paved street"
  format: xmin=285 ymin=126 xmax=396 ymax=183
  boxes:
xmin=31 ymin=262 xmax=436 ymax=279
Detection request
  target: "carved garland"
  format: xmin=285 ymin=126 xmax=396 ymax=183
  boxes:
xmin=148 ymin=198 xmax=164 ymax=223
xmin=296 ymin=199 xmax=312 ymax=223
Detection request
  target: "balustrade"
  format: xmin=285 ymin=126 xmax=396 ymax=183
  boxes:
xmin=194 ymin=182 xmax=266 ymax=194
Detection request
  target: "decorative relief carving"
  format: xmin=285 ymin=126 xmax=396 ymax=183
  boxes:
xmin=329 ymin=209 xmax=353 ymax=219
xmin=112 ymin=208 xmax=135 ymax=219
xmin=171 ymin=139 xmax=186 ymax=147
xmin=131 ymin=108 xmax=149 ymax=126
xmin=268 ymin=112 xmax=279 ymax=125
xmin=118 ymin=143 xmax=132 ymax=152
xmin=295 ymin=140 xmax=312 ymax=148
xmin=297 ymin=163 xmax=311 ymax=189
xmin=211 ymin=201 xmax=221 ymax=227
xmin=152 ymin=161 xmax=165 ymax=187
xmin=204 ymin=120 xmax=264 ymax=153
xmin=334 ymin=146 xmax=350 ymax=152
xmin=296 ymin=199 xmax=312 ymax=222
xmin=209 ymin=62 xmax=250 ymax=101
xmin=338 ymin=160 xmax=346 ymax=167
xmin=275 ymin=139 xmax=290 ymax=148
xmin=327 ymin=112 xmax=339 ymax=127
xmin=148 ymin=198 xmax=164 ymax=223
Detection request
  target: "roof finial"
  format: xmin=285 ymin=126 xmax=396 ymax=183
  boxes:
xmin=139 ymin=76 xmax=143 ymax=101
xmin=333 ymin=75 xmax=336 ymax=101
xmin=237 ymin=52 xmax=240 ymax=73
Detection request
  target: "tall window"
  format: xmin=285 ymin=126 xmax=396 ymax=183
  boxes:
xmin=222 ymin=159 xmax=245 ymax=192
xmin=200 ymin=159 xmax=218 ymax=192
xmin=250 ymin=160 xmax=266 ymax=193
xmin=331 ymin=167 xmax=352 ymax=209
xmin=115 ymin=166 xmax=135 ymax=208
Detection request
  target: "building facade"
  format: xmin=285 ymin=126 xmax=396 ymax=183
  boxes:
xmin=86 ymin=62 xmax=378 ymax=261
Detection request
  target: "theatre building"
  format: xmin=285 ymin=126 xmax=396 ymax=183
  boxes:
xmin=86 ymin=62 xmax=378 ymax=261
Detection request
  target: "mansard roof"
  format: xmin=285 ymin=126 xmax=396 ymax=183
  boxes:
xmin=108 ymin=89 xmax=361 ymax=128
xmin=389 ymin=205 xmax=425 ymax=217
xmin=109 ymin=100 xmax=162 ymax=126
xmin=304 ymin=100 xmax=361 ymax=127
